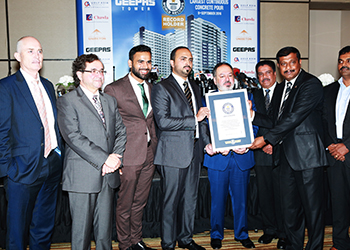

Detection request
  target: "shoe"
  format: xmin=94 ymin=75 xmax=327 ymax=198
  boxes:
xmin=178 ymin=240 xmax=206 ymax=250
xmin=258 ymin=234 xmax=276 ymax=244
xmin=132 ymin=241 xmax=156 ymax=250
xmin=277 ymin=238 xmax=287 ymax=249
xmin=210 ymin=238 xmax=222 ymax=249
xmin=330 ymin=247 xmax=338 ymax=250
xmin=235 ymin=238 xmax=255 ymax=248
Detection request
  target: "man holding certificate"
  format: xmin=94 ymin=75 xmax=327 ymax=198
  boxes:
xmin=203 ymin=62 xmax=258 ymax=249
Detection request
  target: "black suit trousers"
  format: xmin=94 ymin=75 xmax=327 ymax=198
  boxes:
xmin=327 ymin=161 xmax=350 ymax=250
xmin=279 ymin=148 xmax=324 ymax=250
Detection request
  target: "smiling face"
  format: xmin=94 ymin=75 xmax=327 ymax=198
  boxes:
xmin=257 ymin=65 xmax=276 ymax=89
xmin=14 ymin=37 xmax=43 ymax=78
xmin=129 ymin=51 xmax=152 ymax=82
xmin=170 ymin=48 xmax=193 ymax=80
xmin=77 ymin=60 xmax=104 ymax=94
xmin=214 ymin=64 xmax=235 ymax=91
xmin=278 ymin=53 xmax=301 ymax=81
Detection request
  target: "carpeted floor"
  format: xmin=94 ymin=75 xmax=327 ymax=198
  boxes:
xmin=45 ymin=226 xmax=335 ymax=250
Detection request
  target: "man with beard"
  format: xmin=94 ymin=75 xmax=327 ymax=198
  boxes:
xmin=323 ymin=45 xmax=350 ymax=250
xmin=252 ymin=61 xmax=286 ymax=249
xmin=105 ymin=45 xmax=157 ymax=250
xmin=250 ymin=47 xmax=327 ymax=249
xmin=203 ymin=63 xmax=258 ymax=249
xmin=151 ymin=46 xmax=210 ymax=250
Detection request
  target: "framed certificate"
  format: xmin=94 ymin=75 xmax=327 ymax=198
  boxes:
xmin=205 ymin=89 xmax=254 ymax=151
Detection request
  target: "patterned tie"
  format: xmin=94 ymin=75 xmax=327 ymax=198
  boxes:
xmin=278 ymin=81 xmax=292 ymax=119
xmin=265 ymin=89 xmax=271 ymax=111
xmin=31 ymin=80 xmax=52 ymax=158
xmin=138 ymin=83 xmax=149 ymax=118
xmin=92 ymin=95 xmax=106 ymax=128
xmin=183 ymin=81 xmax=194 ymax=113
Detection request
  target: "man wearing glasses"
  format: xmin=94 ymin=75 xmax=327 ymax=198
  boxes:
xmin=57 ymin=53 xmax=127 ymax=249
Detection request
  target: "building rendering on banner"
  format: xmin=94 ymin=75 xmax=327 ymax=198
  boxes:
xmin=133 ymin=15 xmax=227 ymax=77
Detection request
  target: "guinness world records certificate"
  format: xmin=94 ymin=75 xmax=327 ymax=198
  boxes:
xmin=205 ymin=89 xmax=254 ymax=151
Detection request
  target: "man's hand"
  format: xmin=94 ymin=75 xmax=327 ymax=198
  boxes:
xmin=196 ymin=107 xmax=210 ymax=122
xmin=233 ymin=148 xmax=248 ymax=155
xmin=102 ymin=153 xmax=122 ymax=176
xmin=205 ymin=144 xmax=229 ymax=156
xmin=248 ymin=136 xmax=266 ymax=150
xmin=327 ymin=143 xmax=348 ymax=162
xmin=262 ymin=144 xmax=273 ymax=155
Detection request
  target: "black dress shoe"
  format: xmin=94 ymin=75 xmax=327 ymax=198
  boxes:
xmin=277 ymin=238 xmax=287 ymax=249
xmin=132 ymin=241 xmax=156 ymax=250
xmin=235 ymin=238 xmax=255 ymax=248
xmin=210 ymin=238 xmax=222 ymax=249
xmin=258 ymin=234 xmax=276 ymax=244
xmin=178 ymin=240 xmax=206 ymax=250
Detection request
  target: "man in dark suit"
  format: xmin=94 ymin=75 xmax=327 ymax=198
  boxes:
xmin=323 ymin=45 xmax=350 ymax=250
xmin=104 ymin=45 xmax=157 ymax=250
xmin=151 ymin=46 xmax=210 ymax=250
xmin=0 ymin=36 xmax=63 ymax=249
xmin=57 ymin=54 xmax=127 ymax=250
xmin=249 ymin=47 xmax=328 ymax=250
xmin=252 ymin=60 xmax=286 ymax=249
xmin=203 ymin=62 xmax=258 ymax=249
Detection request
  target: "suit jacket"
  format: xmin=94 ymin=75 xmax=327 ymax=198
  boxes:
xmin=57 ymin=86 xmax=127 ymax=193
xmin=0 ymin=71 xmax=63 ymax=184
xmin=323 ymin=80 xmax=350 ymax=168
xmin=252 ymin=83 xmax=284 ymax=167
xmin=104 ymin=75 xmax=157 ymax=166
xmin=254 ymin=69 xmax=328 ymax=170
xmin=151 ymin=74 xmax=210 ymax=168
xmin=203 ymin=91 xmax=258 ymax=171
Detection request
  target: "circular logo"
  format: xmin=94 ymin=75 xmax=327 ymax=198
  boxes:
xmin=222 ymin=103 xmax=234 ymax=114
xmin=162 ymin=0 xmax=185 ymax=16
xmin=233 ymin=4 xmax=239 ymax=9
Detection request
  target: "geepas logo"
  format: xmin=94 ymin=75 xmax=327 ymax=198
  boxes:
xmin=86 ymin=47 xmax=111 ymax=53
xmin=115 ymin=0 xmax=155 ymax=6
xmin=233 ymin=47 xmax=255 ymax=52
xmin=162 ymin=0 xmax=185 ymax=16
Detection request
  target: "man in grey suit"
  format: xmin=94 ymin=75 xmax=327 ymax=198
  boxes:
xmin=57 ymin=54 xmax=127 ymax=250
xmin=151 ymin=46 xmax=210 ymax=250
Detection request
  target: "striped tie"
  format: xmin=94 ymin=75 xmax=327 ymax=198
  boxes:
xmin=265 ymin=89 xmax=270 ymax=111
xmin=31 ymin=80 xmax=52 ymax=158
xmin=93 ymin=95 xmax=106 ymax=128
xmin=183 ymin=81 xmax=194 ymax=113
xmin=138 ymin=83 xmax=149 ymax=117
xmin=278 ymin=81 xmax=292 ymax=119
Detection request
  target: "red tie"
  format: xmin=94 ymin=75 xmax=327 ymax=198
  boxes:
xmin=31 ymin=80 xmax=52 ymax=158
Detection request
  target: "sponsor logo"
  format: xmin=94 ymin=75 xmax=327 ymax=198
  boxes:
xmin=233 ymin=3 xmax=239 ymax=9
xmin=232 ymin=57 xmax=257 ymax=64
xmin=162 ymin=0 xmax=185 ymax=16
xmin=236 ymin=30 xmax=252 ymax=41
xmin=84 ymin=1 xmax=109 ymax=8
xmin=85 ymin=47 xmax=111 ymax=53
xmin=235 ymin=15 xmax=255 ymax=22
xmin=88 ymin=29 xmax=106 ymax=40
xmin=232 ymin=47 xmax=255 ymax=52
xmin=235 ymin=16 xmax=241 ymax=22
xmin=86 ymin=14 xmax=93 ymax=21
xmin=234 ymin=57 xmax=240 ymax=62
xmin=84 ymin=1 xmax=91 ymax=7
xmin=115 ymin=0 xmax=155 ymax=6
xmin=232 ymin=3 xmax=256 ymax=10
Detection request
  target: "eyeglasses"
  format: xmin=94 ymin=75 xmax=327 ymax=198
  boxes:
xmin=82 ymin=69 xmax=107 ymax=75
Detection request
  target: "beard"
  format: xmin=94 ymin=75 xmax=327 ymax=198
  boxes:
xmin=132 ymin=66 xmax=150 ymax=80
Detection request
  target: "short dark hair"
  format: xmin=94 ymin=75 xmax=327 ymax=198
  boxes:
xmin=339 ymin=46 xmax=350 ymax=58
xmin=170 ymin=46 xmax=189 ymax=61
xmin=276 ymin=46 xmax=301 ymax=63
xmin=212 ymin=62 xmax=233 ymax=77
xmin=72 ymin=53 xmax=102 ymax=86
xmin=129 ymin=45 xmax=152 ymax=61
xmin=255 ymin=60 xmax=276 ymax=76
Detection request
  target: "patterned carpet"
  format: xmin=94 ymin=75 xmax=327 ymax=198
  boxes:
xmin=45 ymin=226 xmax=334 ymax=250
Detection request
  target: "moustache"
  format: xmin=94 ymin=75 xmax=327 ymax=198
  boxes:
xmin=340 ymin=66 xmax=350 ymax=71
xmin=284 ymin=69 xmax=295 ymax=74
xmin=262 ymin=78 xmax=270 ymax=82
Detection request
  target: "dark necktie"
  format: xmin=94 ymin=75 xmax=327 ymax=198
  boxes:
xmin=278 ymin=81 xmax=292 ymax=119
xmin=138 ymin=83 xmax=149 ymax=118
xmin=92 ymin=95 xmax=106 ymax=128
xmin=183 ymin=81 xmax=194 ymax=113
xmin=265 ymin=89 xmax=270 ymax=111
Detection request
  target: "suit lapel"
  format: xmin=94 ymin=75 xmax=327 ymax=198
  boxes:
xmin=15 ymin=71 xmax=41 ymax=122
xmin=254 ymin=89 xmax=266 ymax=114
xmin=123 ymin=75 xmax=147 ymax=118
xmin=169 ymin=75 xmax=191 ymax=109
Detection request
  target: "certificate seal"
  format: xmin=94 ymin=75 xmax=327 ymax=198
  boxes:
xmin=222 ymin=103 xmax=234 ymax=114
xmin=162 ymin=0 xmax=185 ymax=16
